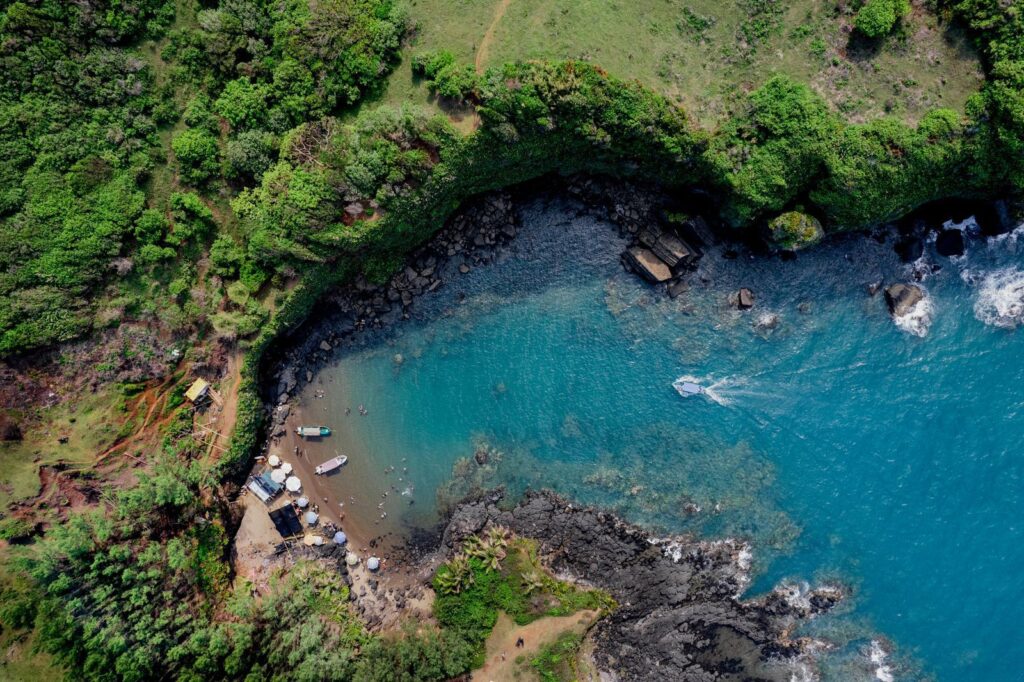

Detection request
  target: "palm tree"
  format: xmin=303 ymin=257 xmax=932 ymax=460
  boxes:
xmin=435 ymin=554 xmax=475 ymax=595
xmin=485 ymin=525 xmax=509 ymax=552
xmin=481 ymin=543 xmax=505 ymax=571
xmin=462 ymin=535 xmax=487 ymax=560
xmin=522 ymin=570 xmax=545 ymax=595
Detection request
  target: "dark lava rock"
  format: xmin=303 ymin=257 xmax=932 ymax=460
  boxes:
xmin=443 ymin=491 xmax=842 ymax=682
xmin=735 ymin=288 xmax=755 ymax=310
xmin=668 ymin=279 xmax=690 ymax=299
xmin=867 ymin=279 xmax=884 ymax=297
xmin=895 ymin=236 xmax=924 ymax=263
xmin=935 ymin=229 xmax=965 ymax=257
xmin=885 ymin=283 xmax=924 ymax=317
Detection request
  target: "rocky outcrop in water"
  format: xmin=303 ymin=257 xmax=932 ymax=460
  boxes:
xmin=884 ymin=283 xmax=924 ymax=317
xmin=444 ymin=490 xmax=842 ymax=682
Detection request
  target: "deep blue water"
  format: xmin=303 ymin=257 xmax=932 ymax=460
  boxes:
xmin=298 ymin=198 xmax=1024 ymax=680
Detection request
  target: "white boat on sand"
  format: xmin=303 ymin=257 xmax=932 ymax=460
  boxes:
xmin=315 ymin=455 xmax=348 ymax=475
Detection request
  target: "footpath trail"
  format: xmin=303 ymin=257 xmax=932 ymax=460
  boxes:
xmin=473 ymin=610 xmax=598 ymax=682
xmin=476 ymin=0 xmax=513 ymax=73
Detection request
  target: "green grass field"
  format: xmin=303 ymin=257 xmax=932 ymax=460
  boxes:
xmin=384 ymin=0 xmax=983 ymax=127
xmin=0 ymin=389 xmax=122 ymax=509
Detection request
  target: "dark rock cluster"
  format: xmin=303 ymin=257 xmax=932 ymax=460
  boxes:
xmin=445 ymin=490 xmax=842 ymax=682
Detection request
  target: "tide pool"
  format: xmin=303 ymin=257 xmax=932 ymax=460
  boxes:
xmin=295 ymin=197 xmax=1024 ymax=680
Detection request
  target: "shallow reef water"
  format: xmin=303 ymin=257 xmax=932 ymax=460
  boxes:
xmin=296 ymin=196 xmax=1024 ymax=681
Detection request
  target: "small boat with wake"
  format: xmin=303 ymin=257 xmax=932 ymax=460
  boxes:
xmin=296 ymin=425 xmax=331 ymax=438
xmin=672 ymin=378 xmax=706 ymax=397
xmin=315 ymin=455 xmax=348 ymax=475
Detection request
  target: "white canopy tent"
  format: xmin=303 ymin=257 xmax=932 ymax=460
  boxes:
xmin=285 ymin=476 xmax=301 ymax=492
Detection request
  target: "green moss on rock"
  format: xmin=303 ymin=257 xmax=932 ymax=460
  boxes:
xmin=767 ymin=211 xmax=824 ymax=250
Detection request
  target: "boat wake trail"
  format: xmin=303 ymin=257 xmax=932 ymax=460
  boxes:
xmin=673 ymin=375 xmax=775 ymax=406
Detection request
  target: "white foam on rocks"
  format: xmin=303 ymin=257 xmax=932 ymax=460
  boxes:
xmin=973 ymin=267 xmax=1024 ymax=329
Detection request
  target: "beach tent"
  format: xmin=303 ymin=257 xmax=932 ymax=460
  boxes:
xmin=268 ymin=455 xmax=281 ymax=467
xmin=333 ymin=531 xmax=347 ymax=545
xmin=281 ymin=462 xmax=293 ymax=474
xmin=258 ymin=472 xmax=283 ymax=496
xmin=270 ymin=469 xmax=287 ymax=484
xmin=296 ymin=497 xmax=309 ymax=508
xmin=303 ymin=534 xmax=324 ymax=546
xmin=246 ymin=479 xmax=271 ymax=504
xmin=345 ymin=552 xmax=358 ymax=566
xmin=305 ymin=511 xmax=319 ymax=525
xmin=367 ymin=557 xmax=381 ymax=572
xmin=286 ymin=476 xmax=301 ymax=492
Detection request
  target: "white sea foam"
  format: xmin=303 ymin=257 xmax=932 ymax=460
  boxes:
xmin=868 ymin=640 xmax=895 ymax=682
xmin=787 ymin=660 xmax=819 ymax=682
xmin=942 ymin=215 xmax=979 ymax=235
xmin=973 ymin=267 xmax=1024 ymax=329
xmin=893 ymin=294 xmax=934 ymax=337
xmin=986 ymin=221 xmax=1024 ymax=250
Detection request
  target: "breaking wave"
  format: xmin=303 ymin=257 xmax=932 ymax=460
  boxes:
xmin=973 ymin=267 xmax=1024 ymax=329
xmin=867 ymin=640 xmax=895 ymax=682
xmin=892 ymin=295 xmax=934 ymax=338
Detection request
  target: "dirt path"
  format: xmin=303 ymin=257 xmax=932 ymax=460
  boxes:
xmin=202 ymin=351 xmax=242 ymax=460
xmin=476 ymin=0 xmax=513 ymax=73
xmin=473 ymin=610 xmax=598 ymax=682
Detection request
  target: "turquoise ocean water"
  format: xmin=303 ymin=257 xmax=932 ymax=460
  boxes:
xmin=297 ymin=198 xmax=1024 ymax=680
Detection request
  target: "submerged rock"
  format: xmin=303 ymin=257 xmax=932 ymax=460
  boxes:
xmin=754 ymin=312 xmax=780 ymax=331
xmin=885 ymin=283 xmax=924 ymax=317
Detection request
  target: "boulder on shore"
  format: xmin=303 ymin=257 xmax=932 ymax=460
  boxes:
xmin=735 ymin=288 xmax=755 ymax=310
xmin=625 ymin=247 xmax=673 ymax=283
xmin=885 ymin=283 xmax=924 ymax=317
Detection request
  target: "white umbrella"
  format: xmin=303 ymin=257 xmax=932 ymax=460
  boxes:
xmin=367 ymin=557 xmax=381 ymax=572
xmin=281 ymin=462 xmax=293 ymax=474
xmin=305 ymin=511 xmax=319 ymax=525
xmin=268 ymin=455 xmax=281 ymax=467
xmin=296 ymin=497 xmax=309 ymax=508
xmin=345 ymin=552 xmax=358 ymax=566
xmin=270 ymin=469 xmax=287 ymax=484
xmin=285 ymin=476 xmax=301 ymax=492
xmin=333 ymin=531 xmax=347 ymax=545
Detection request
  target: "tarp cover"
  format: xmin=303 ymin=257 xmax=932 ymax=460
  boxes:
xmin=269 ymin=506 xmax=302 ymax=538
